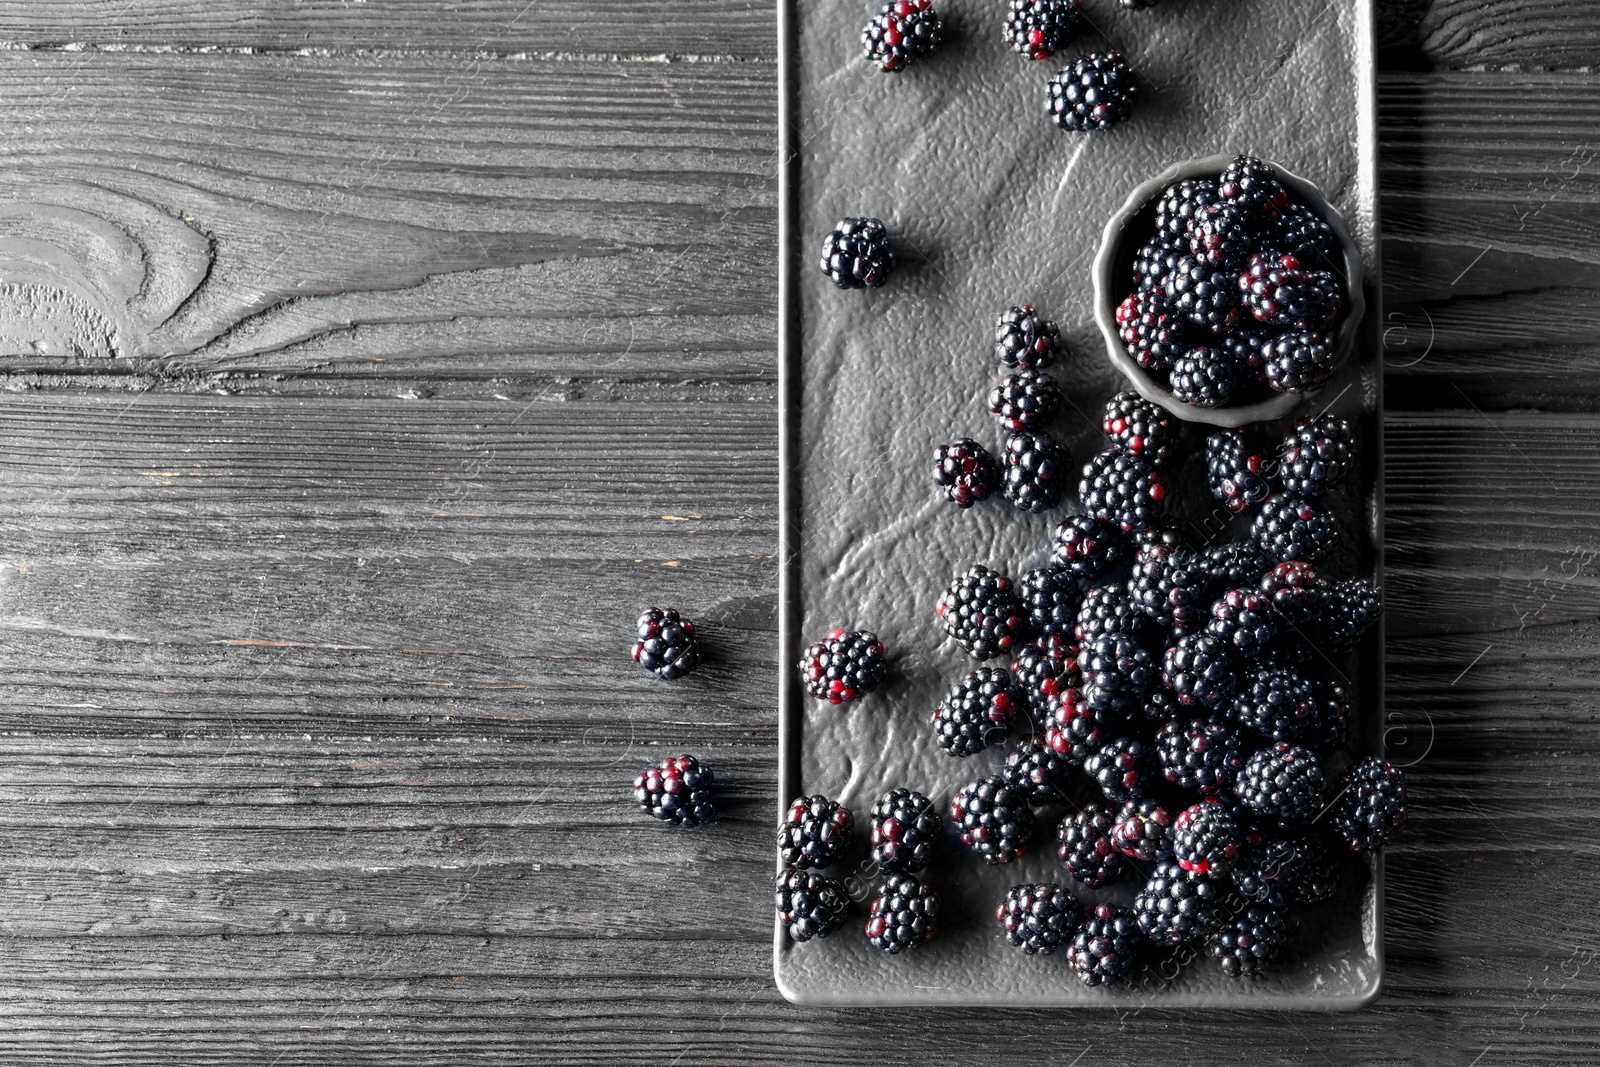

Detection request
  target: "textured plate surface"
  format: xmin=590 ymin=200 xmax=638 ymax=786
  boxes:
xmin=776 ymin=0 xmax=1383 ymax=1007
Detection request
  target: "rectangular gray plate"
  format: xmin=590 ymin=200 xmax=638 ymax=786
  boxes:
xmin=776 ymin=0 xmax=1384 ymax=1008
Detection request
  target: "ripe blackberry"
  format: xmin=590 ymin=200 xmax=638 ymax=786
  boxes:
xmin=1307 ymin=676 xmax=1354 ymax=755
xmin=1102 ymin=390 xmax=1176 ymax=466
xmin=951 ymin=776 xmax=1036 ymax=864
xmin=1262 ymin=329 xmax=1335 ymax=393
xmin=1046 ymin=51 xmax=1137 ymax=132
xmin=870 ymin=788 xmax=942 ymax=873
xmin=1129 ymin=543 xmax=1215 ymax=635
xmin=1236 ymin=742 xmax=1324 ymax=829
xmin=1051 ymin=515 xmax=1128 ymax=582
xmin=1186 ymin=202 xmax=1255 ymax=271
xmin=865 ymin=872 xmax=940 ymax=953
xmin=1043 ymin=685 xmax=1116 ymax=765
xmin=1272 ymin=201 xmax=1338 ymax=269
xmin=1206 ymin=588 xmax=1278 ymax=656
xmin=1172 ymin=798 xmax=1245 ymax=876
xmin=776 ymin=867 xmax=850 ymax=942
xmin=1019 ymin=566 xmax=1082 ymax=638
xmin=1331 ymin=757 xmax=1407 ymax=852
xmin=1171 ymin=257 xmax=1243 ymax=335
xmin=1056 ymin=804 xmax=1128 ymax=888
xmin=633 ymin=755 xmax=715 ymax=827
xmin=1162 ymin=632 xmax=1237 ymax=710
xmin=1111 ymin=798 xmax=1173 ymax=862
xmin=632 ymin=607 xmax=700 ymax=680
xmin=1079 ymin=632 xmax=1158 ymax=718
xmin=1169 ymin=346 xmax=1244 ymax=408
xmin=989 ymin=369 xmax=1064 ymax=431
xmin=779 ymin=795 xmax=856 ymax=869
xmin=1068 ymin=903 xmax=1144 ymax=986
xmin=861 ymin=0 xmax=942 ymax=72
xmin=819 ymin=216 xmax=891 ymax=289
xmin=1239 ymin=253 xmax=1342 ymax=329
xmin=1218 ymin=155 xmax=1289 ymax=224
xmin=1083 ymin=736 xmax=1154 ymax=803
xmin=1205 ymin=430 xmax=1276 ymax=513
xmin=1234 ymin=667 xmax=1317 ymax=743
xmin=994 ymin=304 xmax=1061 ymax=369
xmin=997 ymin=882 xmax=1080 ymax=955
xmin=1002 ymin=0 xmax=1082 ymax=60
xmin=1002 ymin=734 xmax=1074 ymax=804
xmin=1003 ymin=431 xmax=1069 ymax=513
xmin=933 ymin=438 xmax=999 ymax=508
xmin=1155 ymin=179 xmax=1220 ymax=242
xmin=1204 ymin=541 xmax=1275 ymax=587
xmin=1080 ymin=447 xmax=1167 ymax=533
xmin=1073 ymin=584 xmax=1156 ymax=646
xmin=1207 ymin=894 xmax=1287 ymax=978
xmin=1134 ymin=858 xmax=1221 ymax=946
xmin=1259 ymin=560 xmax=1328 ymax=623
xmin=799 ymin=628 xmax=887 ymax=705
xmin=1280 ymin=415 xmax=1353 ymax=498
xmin=1253 ymin=493 xmax=1338 ymax=563
xmin=1292 ymin=835 xmax=1344 ymax=905
xmin=1221 ymin=323 xmax=1276 ymax=384
xmin=1233 ymin=835 xmax=1307 ymax=902
xmin=1319 ymin=579 xmax=1382 ymax=649
xmin=937 ymin=565 xmax=1029 ymax=659
xmin=1011 ymin=632 xmax=1079 ymax=717
xmin=1137 ymin=686 xmax=1181 ymax=729
xmin=1131 ymin=237 xmax=1188 ymax=294
xmin=1156 ymin=716 xmax=1245 ymax=796
xmin=935 ymin=667 xmax=1022 ymax=757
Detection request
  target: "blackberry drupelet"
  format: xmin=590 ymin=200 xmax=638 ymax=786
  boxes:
xmin=1011 ymin=632 xmax=1080 ymax=720
xmin=1102 ymin=391 xmax=1176 ymax=467
xmin=1207 ymin=894 xmax=1287 ymax=977
xmin=997 ymin=882 xmax=1081 ymax=955
xmin=1279 ymin=414 xmax=1353 ymax=498
xmin=1331 ymin=757 xmax=1407 ymax=852
xmin=1056 ymin=804 xmax=1128 ymax=888
xmin=634 ymin=755 xmax=716 ymax=827
xmin=1080 ymin=447 xmax=1168 ymax=533
xmin=1111 ymin=798 xmax=1173 ymax=862
xmin=1253 ymin=493 xmax=1339 ymax=563
xmin=776 ymin=867 xmax=850 ymax=942
xmin=995 ymin=304 xmax=1061 ymax=369
xmin=819 ymin=216 xmax=892 ymax=289
xmin=1205 ymin=541 xmax=1275 ymax=587
xmin=870 ymin=788 xmax=941 ymax=872
xmin=1019 ymin=566 xmax=1083 ymax=638
xmin=951 ymin=776 xmax=1036 ymax=864
xmin=1002 ymin=734 xmax=1074 ymax=804
xmin=1046 ymin=51 xmax=1137 ymax=132
xmin=1069 ymin=903 xmax=1144 ymax=986
xmin=1262 ymin=329 xmax=1335 ymax=393
xmin=933 ymin=438 xmax=999 ymax=508
xmin=1162 ymin=632 xmax=1238 ymax=710
xmin=632 ymin=607 xmax=700 ymax=680
xmin=989 ymin=368 xmax=1064 ymax=431
xmin=1079 ymin=631 xmax=1158 ymax=717
xmin=1043 ymin=685 xmax=1116 ymax=765
xmin=1186 ymin=202 xmax=1255 ymax=271
xmin=1169 ymin=346 xmax=1244 ymax=407
xmin=1236 ymin=742 xmax=1324 ymax=829
xmin=1234 ymin=667 xmax=1317 ymax=743
xmin=1083 ymin=736 xmax=1154 ymax=804
xmin=934 ymin=667 xmax=1022 ymax=757
xmin=861 ymin=0 xmax=943 ymax=72
xmin=1171 ymin=256 xmax=1242 ymax=335
xmin=1318 ymin=578 xmax=1382 ymax=649
xmin=1002 ymin=0 xmax=1082 ymax=61
xmin=1135 ymin=858 xmax=1221 ymax=946
xmin=1156 ymin=716 xmax=1245 ymax=796
xmin=1239 ymin=253 xmax=1342 ymax=329
xmin=865 ymin=872 xmax=940 ymax=953
xmin=1051 ymin=515 xmax=1128 ymax=582
xmin=1155 ymin=178 xmax=1220 ymax=242
xmin=1207 ymin=588 xmax=1278 ymax=656
xmin=1171 ymin=798 xmax=1245 ymax=876
xmin=1003 ymin=430 xmax=1070 ymax=513
xmin=1259 ymin=559 xmax=1328 ymax=622
xmin=799 ymin=628 xmax=887 ymax=705
xmin=1205 ymin=430 xmax=1276 ymax=513
xmin=1272 ymin=201 xmax=1338 ymax=269
xmin=779 ymin=794 xmax=855 ymax=868
xmin=937 ymin=565 xmax=1029 ymax=659
xmin=1218 ymin=155 xmax=1289 ymax=223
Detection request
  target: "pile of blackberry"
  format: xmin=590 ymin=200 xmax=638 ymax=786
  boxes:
xmin=1115 ymin=156 xmax=1349 ymax=408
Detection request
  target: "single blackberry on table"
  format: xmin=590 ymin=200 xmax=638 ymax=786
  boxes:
xmin=779 ymin=794 xmax=855 ymax=868
xmin=1205 ymin=430 xmax=1276 ymax=513
xmin=1318 ymin=578 xmax=1383 ymax=649
xmin=1172 ymin=798 xmax=1245 ymax=876
xmin=819 ymin=216 xmax=892 ymax=289
xmin=1080 ymin=447 xmax=1168 ymax=533
xmin=1102 ymin=391 xmax=1177 ymax=467
xmin=1156 ymin=178 xmax=1221 ymax=242
xmin=1079 ymin=631 xmax=1158 ymax=717
xmin=1051 ymin=515 xmax=1129 ymax=582
xmin=1186 ymin=202 xmax=1255 ymax=271
xmin=1259 ymin=559 xmax=1328 ymax=623
xmin=1111 ymin=798 xmax=1173 ymax=862
xmin=1207 ymin=893 xmax=1288 ymax=978
xmin=1280 ymin=415 xmax=1353 ymax=498
xmin=1218 ymin=155 xmax=1289 ymax=223
xmin=1207 ymin=588 xmax=1278 ymax=656
xmin=1019 ymin=566 xmax=1083 ymax=638
xmin=1156 ymin=716 xmax=1246 ymax=796
xmin=1221 ymin=323 xmax=1277 ymax=384
xmin=1003 ymin=431 xmax=1070 ymax=513
xmin=1073 ymin=584 xmax=1156 ymax=646
xmin=937 ymin=565 xmax=1029 ymax=659
xmin=632 ymin=607 xmax=700 ymax=680
xmin=997 ymin=882 xmax=1081 ymax=955
xmin=1234 ymin=667 xmax=1318 ymax=744
xmin=1272 ymin=201 xmax=1338 ymax=269
xmin=1046 ymin=51 xmax=1138 ymax=132
xmin=1331 ymin=756 xmax=1407 ymax=852
xmin=933 ymin=438 xmax=999 ymax=508
xmin=1169 ymin=346 xmax=1245 ymax=408
xmin=1135 ymin=858 xmax=1221 ymax=947
xmin=861 ymin=0 xmax=943 ymax=72
xmin=798 ymin=628 xmax=887 ymax=705
xmin=1239 ymin=253 xmax=1342 ymax=329
xmin=995 ymin=304 xmax=1061 ymax=369
xmin=951 ymin=776 xmax=1036 ymax=864
xmin=1162 ymin=632 xmax=1237 ymax=710
xmin=776 ymin=867 xmax=850 ymax=942
xmin=989 ymin=369 xmax=1064 ymax=431
xmin=1057 ymin=804 xmax=1128 ymax=888
xmin=1253 ymin=493 xmax=1339 ymax=563
xmin=870 ymin=788 xmax=942 ymax=873
xmin=1043 ymin=685 xmax=1117 ymax=765
xmin=934 ymin=667 xmax=1022 ymax=757
xmin=1011 ymin=632 xmax=1080 ymax=717
xmin=1002 ymin=734 xmax=1074 ymax=804
xmin=634 ymin=755 xmax=716 ymax=827
xmin=1204 ymin=541 xmax=1275 ymax=587
xmin=866 ymin=872 xmax=940 ymax=953
xmin=1002 ymin=0 xmax=1082 ymax=60
xmin=1171 ymin=256 xmax=1243 ymax=335
xmin=1069 ymin=903 xmax=1144 ymax=986
xmin=1262 ymin=329 xmax=1335 ymax=393
xmin=1083 ymin=736 xmax=1155 ymax=804
xmin=1233 ymin=835 xmax=1308 ymax=902
xmin=1236 ymin=742 xmax=1324 ymax=829
xmin=1131 ymin=237 xmax=1188 ymax=294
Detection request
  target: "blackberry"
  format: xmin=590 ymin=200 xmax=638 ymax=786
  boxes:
xmin=1221 ymin=323 xmax=1277 ymax=384
xmin=1010 ymin=632 xmax=1079 ymax=717
xmin=997 ymin=882 xmax=1080 ymax=955
xmin=1111 ymin=798 xmax=1173 ymax=862
xmin=1043 ymin=685 xmax=1116 ymax=765
xmin=779 ymin=795 xmax=855 ymax=869
xmin=819 ymin=216 xmax=892 ymax=289
xmin=1205 ymin=430 xmax=1276 ymax=514
xmin=994 ymin=304 xmax=1061 ymax=369
xmin=1262 ymin=329 xmax=1335 ymax=393
xmin=1279 ymin=415 xmax=1353 ymax=498
xmin=798 ymin=628 xmax=887 ymax=705
xmin=870 ymin=788 xmax=942 ymax=873
xmin=1292 ymin=835 xmax=1344 ymax=904
xmin=1171 ymin=257 xmax=1242 ymax=335
xmin=951 ymin=776 xmax=1036 ymax=864
xmin=1307 ymin=676 xmax=1354 ymax=755
xmin=1155 ymin=179 xmax=1220 ymax=243
xmin=1079 ymin=631 xmax=1158 ymax=717
xmin=1239 ymin=253 xmax=1342 ymax=329
xmin=937 ymin=565 xmax=1029 ymax=659
xmin=775 ymin=867 xmax=850 ymax=942
xmin=1171 ymin=799 xmax=1245 ymax=876
xmin=1252 ymin=493 xmax=1338 ymax=563
xmin=1134 ymin=858 xmax=1221 ymax=946
xmin=1272 ymin=201 xmax=1338 ymax=270
xmin=1169 ymin=346 xmax=1243 ymax=407
xmin=1002 ymin=0 xmax=1082 ymax=60
xmin=1162 ymin=632 xmax=1237 ymax=710
xmin=1207 ymin=894 xmax=1287 ymax=978
xmin=1236 ymin=742 xmax=1324 ymax=829
xmin=1069 ymin=903 xmax=1144 ymax=986
xmin=1319 ymin=579 xmax=1382 ymax=649
xmin=1233 ymin=835 xmax=1308 ymax=902
xmin=1331 ymin=756 xmax=1407 ymax=852
xmin=1206 ymin=588 xmax=1278 ymax=656
xmin=865 ymin=872 xmax=940 ymax=953
xmin=1003 ymin=431 xmax=1070 ymax=513
xmin=1204 ymin=541 xmax=1275 ymax=587
xmin=1019 ymin=566 xmax=1083 ymax=638
xmin=1218 ymin=155 xmax=1289 ymax=223
xmin=1234 ymin=667 xmax=1318 ymax=743
xmin=1046 ymin=51 xmax=1137 ymax=132
xmin=1131 ymin=237 xmax=1188 ymax=294
xmin=1156 ymin=716 xmax=1245 ymax=796
xmin=1083 ymin=736 xmax=1154 ymax=803
xmin=1073 ymin=584 xmax=1154 ymax=646
xmin=1186 ymin=202 xmax=1255 ymax=271
xmin=1056 ymin=804 xmax=1128 ymax=888
xmin=933 ymin=438 xmax=999 ymax=508
xmin=633 ymin=755 xmax=715 ymax=827
xmin=1102 ymin=390 xmax=1176 ymax=467
xmin=1051 ymin=515 xmax=1128 ymax=582
xmin=935 ymin=667 xmax=1022 ymax=757
xmin=1259 ymin=560 xmax=1328 ymax=623
xmin=1080 ymin=447 xmax=1167 ymax=533
xmin=1002 ymin=734 xmax=1074 ymax=804
xmin=632 ymin=607 xmax=700 ymax=680
xmin=1128 ymin=543 xmax=1215 ymax=634
xmin=861 ymin=0 xmax=942 ymax=72
xmin=1136 ymin=686 xmax=1181 ymax=729
xmin=989 ymin=369 xmax=1064 ymax=431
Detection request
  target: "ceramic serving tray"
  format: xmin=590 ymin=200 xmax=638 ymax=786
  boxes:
xmin=775 ymin=0 xmax=1384 ymax=1008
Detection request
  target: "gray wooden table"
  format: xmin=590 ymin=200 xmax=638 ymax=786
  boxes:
xmin=0 ymin=2 xmax=1592 ymax=1064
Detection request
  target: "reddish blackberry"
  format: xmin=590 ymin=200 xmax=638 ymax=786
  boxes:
xmin=861 ymin=0 xmax=942 ymax=72
xmin=1073 ymin=584 xmax=1155 ymax=646
xmin=1002 ymin=0 xmax=1082 ymax=60
xmin=935 ymin=667 xmax=1022 ymax=757
xmin=865 ymin=872 xmax=940 ymax=953
xmin=1102 ymin=390 xmax=1176 ymax=467
xmin=1169 ymin=346 xmax=1244 ymax=407
xmin=994 ymin=304 xmax=1061 ymax=369
xmin=799 ymin=628 xmax=887 ymax=705
xmin=989 ymin=369 xmax=1064 ymax=431
xmin=1233 ymin=835 xmax=1307 ymax=902
xmin=1111 ymin=798 xmax=1173 ymax=862
xmin=1218 ymin=155 xmax=1289 ymax=224
xmin=1262 ymin=329 xmax=1335 ymax=393
xmin=1019 ymin=566 xmax=1082 ymax=638
xmin=933 ymin=438 xmax=999 ymax=508
xmin=779 ymin=795 xmax=855 ymax=869
xmin=1234 ymin=667 xmax=1317 ymax=743
xmin=1239 ymin=253 xmax=1342 ymax=329
xmin=1046 ymin=51 xmax=1137 ymax=132
xmin=1319 ymin=579 xmax=1382 ymax=649
xmin=1056 ymin=804 xmax=1128 ymax=888
xmin=870 ymin=788 xmax=942 ymax=873
xmin=1155 ymin=179 xmax=1220 ymax=242
xmin=937 ymin=565 xmax=1029 ymax=659
xmin=1011 ymin=632 xmax=1079 ymax=718
xmin=951 ymin=776 xmax=1036 ymax=864
xmin=633 ymin=755 xmax=715 ymax=827
xmin=1117 ymin=288 xmax=1174 ymax=368
xmin=1259 ymin=560 xmax=1328 ymax=623
xmin=1080 ymin=447 xmax=1167 ymax=533
xmin=1279 ymin=415 xmax=1353 ymax=498
xmin=776 ymin=867 xmax=850 ymax=942
xmin=1003 ymin=431 xmax=1069 ymax=512
xmin=997 ymin=882 xmax=1080 ymax=955
xmin=1083 ymin=736 xmax=1154 ymax=803
xmin=819 ymin=216 xmax=892 ymax=289
xmin=1051 ymin=515 xmax=1128 ymax=581
xmin=1043 ymin=685 xmax=1115 ymax=765
xmin=1186 ymin=202 xmax=1255 ymax=271
xmin=1172 ymin=798 xmax=1245 ymax=876
xmin=1002 ymin=734 xmax=1074 ymax=804
xmin=1162 ymin=632 xmax=1237 ymax=710
xmin=1236 ymin=742 xmax=1324 ymax=829
xmin=1134 ymin=858 xmax=1221 ymax=946
xmin=1128 ymin=543 xmax=1215 ymax=634
xmin=632 ymin=607 xmax=700 ymax=680
xmin=1079 ymin=631 xmax=1158 ymax=717
xmin=1330 ymin=756 xmax=1407 ymax=852
xmin=1204 ymin=541 xmax=1275 ymax=587
xmin=1272 ymin=201 xmax=1338 ymax=269
xmin=1252 ymin=493 xmax=1338 ymax=563
xmin=1069 ymin=903 xmax=1144 ymax=985
xmin=1207 ymin=894 xmax=1287 ymax=978
xmin=1205 ymin=430 xmax=1276 ymax=513
xmin=1156 ymin=716 xmax=1245 ymax=796
xmin=1206 ymin=588 xmax=1278 ymax=656
xmin=1171 ymin=257 xmax=1242 ymax=335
